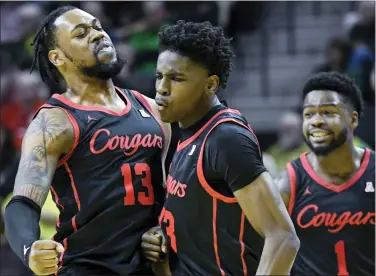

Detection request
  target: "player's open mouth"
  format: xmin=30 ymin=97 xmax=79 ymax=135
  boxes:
xmin=310 ymin=131 xmax=331 ymax=141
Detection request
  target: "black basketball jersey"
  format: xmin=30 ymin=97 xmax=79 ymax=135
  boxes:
xmin=34 ymin=88 xmax=165 ymax=275
xmin=160 ymin=108 xmax=264 ymax=276
xmin=287 ymin=149 xmax=375 ymax=276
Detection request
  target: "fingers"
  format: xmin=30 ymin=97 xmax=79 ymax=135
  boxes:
xmin=38 ymin=258 xmax=59 ymax=267
xmin=38 ymin=265 xmax=59 ymax=275
xmin=143 ymin=250 xmax=161 ymax=263
xmin=142 ymin=232 xmax=162 ymax=246
xmin=32 ymin=240 xmax=64 ymax=252
xmin=29 ymin=250 xmax=59 ymax=261
xmin=160 ymin=233 xmax=169 ymax=253
xmin=141 ymin=241 xmax=163 ymax=252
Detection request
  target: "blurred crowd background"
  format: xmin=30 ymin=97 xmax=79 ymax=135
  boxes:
xmin=0 ymin=1 xmax=374 ymax=275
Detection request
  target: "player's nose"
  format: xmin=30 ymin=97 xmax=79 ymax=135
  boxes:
xmin=90 ymin=29 xmax=105 ymax=44
xmin=156 ymin=79 xmax=170 ymax=96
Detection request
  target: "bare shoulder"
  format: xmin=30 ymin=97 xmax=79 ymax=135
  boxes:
xmin=27 ymin=108 xmax=75 ymax=151
xmin=13 ymin=107 xmax=75 ymax=207
xmin=274 ymin=169 xmax=291 ymax=207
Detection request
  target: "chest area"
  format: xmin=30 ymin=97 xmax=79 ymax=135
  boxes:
xmin=292 ymin=179 xmax=375 ymax=234
xmin=77 ymin=109 xmax=163 ymax=158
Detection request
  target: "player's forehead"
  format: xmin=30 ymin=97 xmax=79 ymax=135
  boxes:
xmin=156 ymin=50 xmax=207 ymax=75
xmin=303 ymin=90 xmax=343 ymax=108
xmin=54 ymin=9 xmax=96 ymax=35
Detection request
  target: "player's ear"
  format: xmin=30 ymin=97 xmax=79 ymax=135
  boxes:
xmin=350 ymin=110 xmax=359 ymax=129
xmin=205 ymin=75 xmax=219 ymax=96
xmin=48 ymin=49 xmax=65 ymax=67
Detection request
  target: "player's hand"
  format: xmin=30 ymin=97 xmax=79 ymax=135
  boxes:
xmin=28 ymin=240 xmax=64 ymax=275
xmin=141 ymin=226 xmax=168 ymax=263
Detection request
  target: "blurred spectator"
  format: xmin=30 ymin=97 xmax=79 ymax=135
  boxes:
xmin=343 ymin=1 xmax=375 ymax=46
xmin=0 ymin=71 xmax=49 ymax=150
xmin=313 ymin=37 xmax=351 ymax=74
xmin=0 ymin=126 xmax=19 ymax=200
xmin=115 ymin=1 xmax=170 ymax=75
xmin=347 ymin=24 xmax=375 ymax=105
xmin=266 ymin=112 xmax=309 ymax=172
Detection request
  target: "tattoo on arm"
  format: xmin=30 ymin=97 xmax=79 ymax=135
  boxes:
xmin=13 ymin=110 xmax=73 ymax=207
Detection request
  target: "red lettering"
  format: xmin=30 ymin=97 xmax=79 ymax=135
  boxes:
xmin=90 ymin=129 xmax=111 ymax=154
xmin=297 ymin=204 xmax=375 ymax=233
xmin=159 ymin=207 xmax=177 ymax=253
xmin=121 ymin=163 xmax=154 ymax=206
xmin=89 ymin=128 xmax=163 ymax=157
xmin=177 ymin=184 xmax=187 ymax=198
xmin=165 ymin=175 xmax=187 ymax=198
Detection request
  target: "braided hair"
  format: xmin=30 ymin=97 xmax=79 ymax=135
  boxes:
xmin=30 ymin=5 xmax=76 ymax=85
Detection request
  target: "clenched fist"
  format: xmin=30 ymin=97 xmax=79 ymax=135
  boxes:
xmin=28 ymin=240 xmax=64 ymax=275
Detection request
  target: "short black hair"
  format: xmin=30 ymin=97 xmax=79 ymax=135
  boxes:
xmin=30 ymin=5 xmax=76 ymax=85
xmin=158 ymin=20 xmax=234 ymax=89
xmin=302 ymin=72 xmax=364 ymax=114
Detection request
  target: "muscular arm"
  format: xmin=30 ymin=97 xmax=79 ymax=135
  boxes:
xmin=234 ymin=173 xmax=299 ymax=275
xmin=275 ymin=169 xmax=291 ymax=209
xmin=13 ymin=108 xmax=75 ymax=207
xmin=208 ymin=123 xmax=299 ymax=275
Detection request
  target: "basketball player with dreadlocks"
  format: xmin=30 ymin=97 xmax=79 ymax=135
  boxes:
xmin=277 ymin=72 xmax=375 ymax=275
xmin=141 ymin=21 xmax=300 ymax=276
xmin=4 ymin=5 xmax=171 ymax=276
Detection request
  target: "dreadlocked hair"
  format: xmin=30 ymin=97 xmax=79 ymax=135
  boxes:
xmin=30 ymin=5 xmax=76 ymax=85
xmin=158 ymin=20 xmax=235 ymax=89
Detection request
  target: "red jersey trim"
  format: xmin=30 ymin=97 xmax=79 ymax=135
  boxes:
xmin=286 ymin=163 xmax=297 ymax=216
xmin=32 ymin=104 xmax=81 ymax=169
xmin=197 ymin=118 xmax=259 ymax=203
xmin=51 ymin=87 xmax=131 ymax=116
xmin=63 ymin=162 xmax=81 ymax=233
xmin=239 ymin=211 xmax=248 ymax=276
xmin=212 ymin=198 xmax=226 ymax=276
xmin=176 ymin=108 xmax=241 ymax=152
xmin=130 ymin=90 xmax=166 ymax=140
xmin=300 ymin=148 xmax=371 ymax=193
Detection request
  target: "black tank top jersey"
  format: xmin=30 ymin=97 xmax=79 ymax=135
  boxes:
xmin=287 ymin=149 xmax=375 ymax=276
xmin=35 ymin=88 xmax=165 ymax=275
xmin=160 ymin=108 xmax=264 ymax=276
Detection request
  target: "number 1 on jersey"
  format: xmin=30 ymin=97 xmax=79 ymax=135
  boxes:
xmin=335 ymin=240 xmax=349 ymax=276
xmin=121 ymin=163 xmax=154 ymax=205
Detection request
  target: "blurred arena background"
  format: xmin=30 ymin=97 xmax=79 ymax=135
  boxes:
xmin=0 ymin=1 xmax=374 ymax=275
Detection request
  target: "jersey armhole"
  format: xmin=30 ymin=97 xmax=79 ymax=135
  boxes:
xmin=286 ymin=162 xmax=297 ymax=216
xmin=33 ymin=104 xmax=80 ymax=168
xmin=197 ymin=118 xmax=258 ymax=204
xmin=130 ymin=89 xmax=166 ymax=138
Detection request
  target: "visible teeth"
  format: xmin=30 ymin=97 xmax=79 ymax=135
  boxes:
xmin=311 ymin=132 xmax=328 ymax=137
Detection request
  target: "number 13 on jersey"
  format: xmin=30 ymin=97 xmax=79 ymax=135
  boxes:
xmin=159 ymin=207 xmax=177 ymax=253
xmin=121 ymin=163 xmax=154 ymax=205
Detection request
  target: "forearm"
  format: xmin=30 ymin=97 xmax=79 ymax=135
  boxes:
xmin=4 ymin=196 xmax=41 ymax=266
xmin=257 ymin=232 xmax=300 ymax=275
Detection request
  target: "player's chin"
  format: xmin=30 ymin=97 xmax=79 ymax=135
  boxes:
xmin=159 ymin=110 xmax=176 ymax=124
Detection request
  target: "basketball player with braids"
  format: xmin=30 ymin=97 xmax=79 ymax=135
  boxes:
xmin=4 ymin=5 xmax=171 ymax=276
xmin=141 ymin=21 xmax=299 ymax=276
xmin=277 ymin=72 xmax=375 ymax=275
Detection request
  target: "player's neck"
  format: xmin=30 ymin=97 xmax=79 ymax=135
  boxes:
xmin=179 ymin=96 xmax=220 ymax=129
xmin=314 ymin=142 xmax=361 ymax=176
xmin=65 ymin=76 xmax=117 ymax=105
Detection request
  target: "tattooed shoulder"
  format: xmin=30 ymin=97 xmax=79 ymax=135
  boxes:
xmin=13 ymin=108 xmax=75 ymax=207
